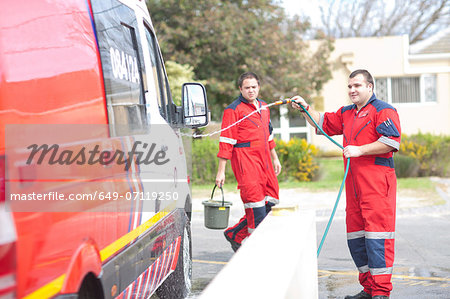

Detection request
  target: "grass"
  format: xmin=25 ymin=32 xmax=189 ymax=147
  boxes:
xmin=192 ymin=157 xmax=438 ymax=196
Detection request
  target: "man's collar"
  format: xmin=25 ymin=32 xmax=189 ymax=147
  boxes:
xmin=239 ymin=94 xmax=260 ymax=106
xmin=357 ymin=93 xmax=377 ymax=111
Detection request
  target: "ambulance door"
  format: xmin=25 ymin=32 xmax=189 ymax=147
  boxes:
xmin=138 ymin=22 xmax=189 ymax=217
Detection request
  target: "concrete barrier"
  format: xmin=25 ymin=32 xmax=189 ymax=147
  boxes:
xmin=200 ymin=208 xmax=318 ymax=299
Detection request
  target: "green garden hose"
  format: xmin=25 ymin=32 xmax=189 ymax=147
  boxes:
xmin=296 ymin=103 xmax=350 ymax=258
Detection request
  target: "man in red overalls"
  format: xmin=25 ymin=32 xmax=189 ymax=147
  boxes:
xmin=292 ymin=69 xmax=401 ymax=299
xmin=216 ymin=72 xmax=281 ymax=252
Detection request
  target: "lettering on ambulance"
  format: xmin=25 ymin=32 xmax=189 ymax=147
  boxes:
xmin=110 ymin=47 xmax=140 ymax=84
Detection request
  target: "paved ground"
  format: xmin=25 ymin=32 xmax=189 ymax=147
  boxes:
xmin=188 ymin=178 xmax=450 ymax=298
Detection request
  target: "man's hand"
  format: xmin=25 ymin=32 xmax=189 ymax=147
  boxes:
xmin=215 ymin=171 xmax=225 ymax=188
xmin=290 ymin=95 xmax=309 ymax=112
xmin=343 ymin=145 xmax=363 ymax=158
xmin=273 ymin=159 xmax=282 ymax=176
xmin=270 ymin=148 xmax=282 ymax=176
xmin=216 ymin=158 xmax=228 ymax=188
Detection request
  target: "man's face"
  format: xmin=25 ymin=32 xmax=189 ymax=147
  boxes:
xmin=239 ymin=78 xmax=260 ymax=102
xmin=348 ymin=74 xmax=373 ymax=108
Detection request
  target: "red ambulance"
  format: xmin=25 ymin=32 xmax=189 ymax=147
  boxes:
xmin=0 ymin=0 xmax=208 ymax=298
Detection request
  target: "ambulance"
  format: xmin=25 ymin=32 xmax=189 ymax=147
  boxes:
xmin=0 ymin=0 xmax=208 ymax=298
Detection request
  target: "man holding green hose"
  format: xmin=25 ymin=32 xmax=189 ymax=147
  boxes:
xmin=291 ymin=69 xmax=401 ymax=299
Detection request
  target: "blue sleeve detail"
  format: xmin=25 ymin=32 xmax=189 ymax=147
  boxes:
xmin=269 ymin=121 xmax=273 ymax=135
xmin=376 ymin=118 xmax=400 ymax=137
xmin=342 ymin=104 xmax=356 ymax=113
xmin=371 ymin=99 xmax=396 ymax=112
xmin=226 ymin=98 xmax=241 ymax=110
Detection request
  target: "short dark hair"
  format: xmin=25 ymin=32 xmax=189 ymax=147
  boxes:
xmin=349 ymin=69 xmax=374 ymax=87
xmin=238 ymin=72 xmax=260 ymax=87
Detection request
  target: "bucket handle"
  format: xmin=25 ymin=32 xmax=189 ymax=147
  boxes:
xmin=210 ymin=184 xmax=225 ymax=207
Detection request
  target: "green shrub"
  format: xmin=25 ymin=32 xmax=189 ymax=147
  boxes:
xmin=191 ymin=138 xmax=235 ymax=185
xmin=399 ymin=133 xmax=450 ymax=177
xmin=275 ymin=138 xmax=319 ymax=182
xmin=394 ymin=154 xmax=420 ymax=178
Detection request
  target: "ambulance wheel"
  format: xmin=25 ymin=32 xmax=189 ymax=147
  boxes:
xmin=78 ymin=273 xmax=104 ymax=299
xmin=156 ymin=221 xmax=192 ymax=299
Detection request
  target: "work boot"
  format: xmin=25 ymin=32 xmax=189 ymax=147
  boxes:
xmin=344 ymin=290 xmax=371 ymax=299
xmin=224 ymin=231 xmax=241 ymax=252
xmin=372 ymin=296 xmax=389 ymax=299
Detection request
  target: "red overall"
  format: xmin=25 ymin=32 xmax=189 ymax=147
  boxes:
xmin=218 ymin=95 xmax=279 ymax=245
xmin=320 ymin=94 xmax=401 ymax=297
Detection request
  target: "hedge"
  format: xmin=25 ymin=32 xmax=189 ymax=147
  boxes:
xmin=190 ymin=137 xmax=319 ymax=184
xmin=397 ymin=133 xmax=450 ymax=177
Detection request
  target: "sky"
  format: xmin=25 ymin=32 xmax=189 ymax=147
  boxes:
xmin=280 ymin=0 xmax=322 ymax=26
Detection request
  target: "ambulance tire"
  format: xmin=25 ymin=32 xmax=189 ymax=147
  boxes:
xmin=185 ymin=195 xmax=192 ymax=221
xmin=78 ymin=273 xmax=104 ymax=299
xmin=156 ymin=221 xmax=192 ymax=299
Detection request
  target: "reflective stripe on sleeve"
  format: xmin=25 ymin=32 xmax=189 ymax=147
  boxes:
xmin=347 ymin=230 xmax=365 ymax=240
xmin=219 ymin=136 xmax=237 ymax=145
xmin=268 ymin=133 xmax=274 ymax=141
xmin=378 ymin=136 xmax=400 ymax=150
xmin=365 ymin=231 xmax=395 ymax=239
xmin=316 ymin=113 xmax=325 ymax=135
xmin=370 ymin=267 xmax=393 ymax=275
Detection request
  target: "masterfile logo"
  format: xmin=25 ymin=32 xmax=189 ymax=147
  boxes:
xmin=26 ymin=141 xmax=170 ymax=171
xmin=5 ymin=124 xmax=183 ymax=212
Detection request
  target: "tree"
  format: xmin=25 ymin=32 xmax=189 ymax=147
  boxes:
xmin=317 ymin=0 xmax=449 ymax=44
xmin=165 ymin=61 xmax=204 ymax=106
xmin=147 ymin=0 xmax=333 ymax=119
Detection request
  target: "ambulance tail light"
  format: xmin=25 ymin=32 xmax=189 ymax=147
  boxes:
xmin=0 ymin=155 xmax=17 ymax=298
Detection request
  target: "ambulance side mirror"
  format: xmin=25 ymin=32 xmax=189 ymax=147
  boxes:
xmin=182 ymin=83 xmax=209 ymax=128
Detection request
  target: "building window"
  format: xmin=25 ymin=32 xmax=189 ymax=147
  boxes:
xmin=375 ymin=78 xmax=389 ymax=102
xmin=423 ymin=75 xmax=437 ymax=102
xmin=392 ymin=77 xmax=420 ymax=103
xmin=375 ymin=75 xmax=437 ymax=104
xmin=271 ymin=105 xmax=309 ymax=142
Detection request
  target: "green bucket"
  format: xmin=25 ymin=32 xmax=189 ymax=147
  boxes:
xmin=202 ymin=185 xmax=233 ymax=230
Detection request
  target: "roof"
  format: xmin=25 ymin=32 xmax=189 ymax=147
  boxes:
xmin=409 ymin=27 xmax=450 ymax=54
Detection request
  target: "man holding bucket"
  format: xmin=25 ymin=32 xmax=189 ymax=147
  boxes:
xmin=215 ymin=72 xmax=281 ymax=252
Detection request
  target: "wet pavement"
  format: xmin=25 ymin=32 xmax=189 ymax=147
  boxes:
xmin=188 ymin=178 xmax=450 ymax=298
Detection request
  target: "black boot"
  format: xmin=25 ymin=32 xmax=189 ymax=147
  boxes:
xmin=344 ymin=290 xmax=371 ymax=299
